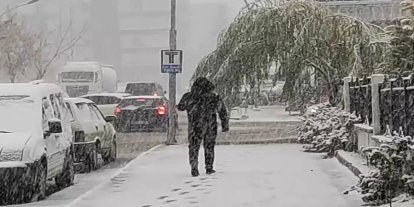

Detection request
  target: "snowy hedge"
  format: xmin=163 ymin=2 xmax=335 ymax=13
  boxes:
xmin=298 ymin=103 xmax=360 ymax=156
xmin=347 ymin=134 xmax=414 ymax=205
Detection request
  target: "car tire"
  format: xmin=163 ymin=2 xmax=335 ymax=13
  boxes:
xmin=33 ymin=161 xmax=47 ymax=201
xmin=55 ymin=150 xmax=75 ymax=188
xmin=105 ymin=139 xmax=117 ymax=163
xmin=85 ymin=145 xmax=98 ymax=172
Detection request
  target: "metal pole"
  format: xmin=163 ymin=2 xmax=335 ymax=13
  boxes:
xmin=166 ymin=0 xmax=178 ymax=145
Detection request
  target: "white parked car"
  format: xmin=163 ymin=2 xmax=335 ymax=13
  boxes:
xmin=64 ymin=98 xmax=117 ymax=172
xmin=80 ymin=93 xmax=130 ymax=118
xmin=0 ymin=81 xmax=74 ymax=204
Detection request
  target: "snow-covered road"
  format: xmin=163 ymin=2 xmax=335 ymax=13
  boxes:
xmin=65 ymin=144 xmax=363 ymax=207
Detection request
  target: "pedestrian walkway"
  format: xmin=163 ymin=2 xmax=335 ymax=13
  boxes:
xmin=68 ymin=144 xmax=362 ymax=207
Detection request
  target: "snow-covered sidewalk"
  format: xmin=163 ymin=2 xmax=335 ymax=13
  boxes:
xmin=67 ymin=144 xmax=362 ymax=207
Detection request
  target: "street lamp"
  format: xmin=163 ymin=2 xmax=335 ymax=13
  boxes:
xmin=0 ymin=0 xmax=40 ymax=19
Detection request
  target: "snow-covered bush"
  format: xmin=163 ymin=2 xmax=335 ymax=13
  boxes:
xmin=299 ymin=103 xmax=361 ymax=156
xmin=348 ymin=134 xmax=414 ymax=205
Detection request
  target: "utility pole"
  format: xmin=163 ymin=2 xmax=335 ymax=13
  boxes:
xmin=166 ymin=0 xmax=178 ymax=145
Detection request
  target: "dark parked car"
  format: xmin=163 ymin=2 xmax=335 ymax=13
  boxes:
xmin=125 ymin=82 xmax=166 ymax=96
xmin=115 ymin=96 xmax=170 ymax=132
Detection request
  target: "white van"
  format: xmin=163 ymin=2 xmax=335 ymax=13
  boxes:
xmin=0 ymin=81 xmax=74 ymax=204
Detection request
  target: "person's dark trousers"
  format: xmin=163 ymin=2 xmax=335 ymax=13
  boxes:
xmin=188 ymin=122 xmax=217 ymax=171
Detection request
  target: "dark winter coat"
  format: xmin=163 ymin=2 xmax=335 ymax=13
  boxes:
xmin=177 ymin=78 xmax=229 ymax=135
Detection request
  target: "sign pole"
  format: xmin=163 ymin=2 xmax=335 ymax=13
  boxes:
xmin=166 ymin=0 xmax=178 ymax=145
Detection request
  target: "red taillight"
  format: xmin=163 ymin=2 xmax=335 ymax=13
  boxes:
xmin=157 ymin=105 xmax=166 ymax=115
xmin=115 ymin=106 xmax=122 ymax=117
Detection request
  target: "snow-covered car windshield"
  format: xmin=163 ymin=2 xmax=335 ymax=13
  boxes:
xmin=119 ymin=98 xmax=160 ymax=108
xmin=125 ymin=83 xmax=154 ymax=96
xmin=61 ymin=72 xmax=94 ymax=83
xmin=0 ymin=96 xmax=38 ymax=133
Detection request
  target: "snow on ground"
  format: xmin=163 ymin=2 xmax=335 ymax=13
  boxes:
xmin=379 ymin=194 xmax=414 ymax=207
xmin=11 ymin=160 xmax=129 ymax=207
xmin=178 ymin=105 xmax=301 ymax=124
xmin=67 ymin=144 xmax=362 ymax=207
xmin=232 ymin=105 xmax=301 ymax=123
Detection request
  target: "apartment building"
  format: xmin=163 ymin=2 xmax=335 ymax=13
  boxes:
xmin=117 ymin=0 xmax=185 ymax=86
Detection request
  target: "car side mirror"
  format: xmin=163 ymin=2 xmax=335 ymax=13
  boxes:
xmin=47 ymin=119 xmax=63 ymax=136
xmin=105 ymin=115 xmax=116 ymax=123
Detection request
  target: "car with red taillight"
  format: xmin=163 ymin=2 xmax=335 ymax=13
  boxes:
xmin=115 ymin=96 xmax=170 ymax=132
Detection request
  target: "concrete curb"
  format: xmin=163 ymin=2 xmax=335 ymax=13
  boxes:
xmin=217 ymin=137 xmax=298 ymax=145
xmin=335 ymin=150 xmax=365 ymax=177
xmin=66 ymin=144 xmax=165 ymax=207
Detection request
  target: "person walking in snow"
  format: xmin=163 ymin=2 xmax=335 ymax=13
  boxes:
xmin=177 ymin=77 xmax=229 ymax=177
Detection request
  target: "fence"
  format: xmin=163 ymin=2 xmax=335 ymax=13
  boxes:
xmin=345 ymin=74 xmax=414 ymax=136
xmin=349 ymin=76 xmax=372 ymax=125
xmin=379 ymin=76 xmax=414 ymax=136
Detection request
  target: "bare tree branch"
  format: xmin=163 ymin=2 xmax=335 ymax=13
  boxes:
xmin=34 ymin=17 xmax=86 ymax=79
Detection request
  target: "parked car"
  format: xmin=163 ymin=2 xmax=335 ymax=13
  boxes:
xmin=80 ymin=92 xmax=130 ymax=118
xmin=0 ymin=81 xmax=74 ymax=204
xmin=115 ymin=96 xmax=170 ymax=132
xmin=124 ymin=82 xmax=166 ymax=96
xmin=64 ymin=98 xmax=117 ymax=172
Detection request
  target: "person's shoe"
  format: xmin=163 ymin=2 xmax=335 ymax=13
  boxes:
xmin=206 ymin=168 xmax=216 ymax=175
xmin=191 ymin=168 xmax=199 ymax=177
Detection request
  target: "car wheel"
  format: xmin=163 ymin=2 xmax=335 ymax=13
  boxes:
xmin=33 ymin=161 xmax=47 ymax=201
xmin=85 ymin=145 xmax=98 ymax=172
xmin=55 ymin=151 xmax=75 ymax=188
xmin=105 ymin=139 xmax=117 ymax=163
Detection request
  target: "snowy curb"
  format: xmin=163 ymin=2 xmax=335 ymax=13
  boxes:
xmin=335 ymin=150 xmax=370 ymax=177
xmin=65 ymin=144 xmax=165 ymax=207
xmin=217 ymin=137 xmax=298 ymax=145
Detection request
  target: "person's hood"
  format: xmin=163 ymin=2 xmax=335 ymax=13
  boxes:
xmin=0 ymin=132 xmax=33 ymax=152
xmin=191 ymin=77 xmax=215 ymax=97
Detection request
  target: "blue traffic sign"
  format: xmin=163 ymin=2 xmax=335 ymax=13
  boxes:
xmin=161 ymin=50 xmax=183 ymax=73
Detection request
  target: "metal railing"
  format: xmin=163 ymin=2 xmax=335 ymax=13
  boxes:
xmin=379 ymin=75 xmax=414 ymax=136
xmin=349 ymin=76 xmax=372 ymax=125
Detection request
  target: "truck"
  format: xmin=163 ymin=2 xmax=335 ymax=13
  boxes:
xmin=57 ymin=62 xmax=117 ymax=97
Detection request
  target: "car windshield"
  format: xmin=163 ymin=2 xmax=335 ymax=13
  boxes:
xmin=125 ymin=83 xmax=154 ymax=96
xmin=61 ymin=72 xmax=94 ymax=83
xmin=83 ymin=96 xmax=121 ymax=105
xmin=119 ymin=98 xmax=160 ymax=108
xmin=0 ymin=96 xmax=38 ymax=133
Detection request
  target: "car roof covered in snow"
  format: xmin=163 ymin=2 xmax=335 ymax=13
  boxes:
xmin=0 ymin=82 xmax=64 ymax=100
xmin=81 ymin=92 xmax=131 ymax=99
xmin=125 ymin=81 xmax=160 ymax=85
xmin=64 ymin=97 xmax=95 ymax=105
xmin=123 ymin=95 xmax=165 ymax=100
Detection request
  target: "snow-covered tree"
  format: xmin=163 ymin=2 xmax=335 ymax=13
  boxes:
xmin=0 ymin=19 xmax=36 ymax=83
xmin=378 ymin=0 xmax=414 ymax=76
xmin=193 ymin=1 xmax=387 ymax=108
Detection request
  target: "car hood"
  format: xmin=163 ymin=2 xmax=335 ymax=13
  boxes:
xmin=0 ymin=132 xmax=33 ymax=152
